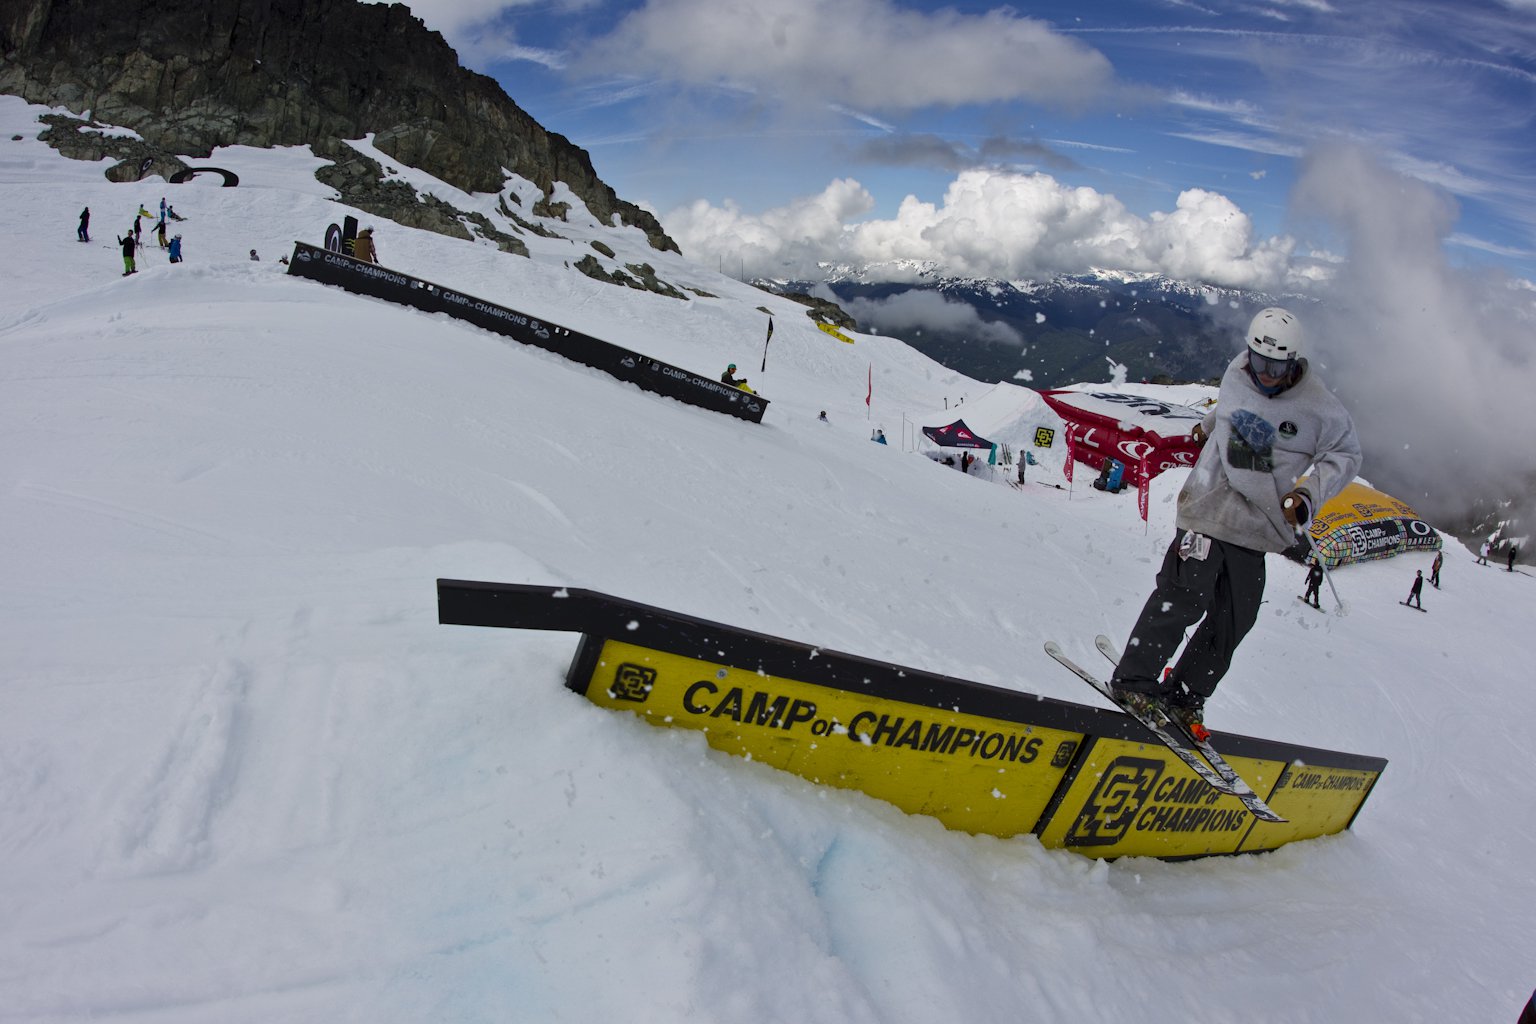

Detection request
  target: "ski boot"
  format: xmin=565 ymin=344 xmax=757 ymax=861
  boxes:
xmin=1165 ymin=700 xmax=1210 ymax=743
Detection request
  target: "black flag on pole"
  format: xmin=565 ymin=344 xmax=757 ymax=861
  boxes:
xmin=760 ymin=317 xmax=774 ymax=372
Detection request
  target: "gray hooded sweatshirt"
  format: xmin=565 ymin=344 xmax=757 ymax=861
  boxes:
xmin=1177 ymin=353 xmax=1362 ymax=553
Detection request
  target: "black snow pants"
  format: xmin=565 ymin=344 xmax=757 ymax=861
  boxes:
xmin=1110 ymin=530 xmax=1267 ymax=703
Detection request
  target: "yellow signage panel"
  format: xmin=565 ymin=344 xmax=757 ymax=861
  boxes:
xmin=582 ymin=639 xmax=1083 ymax=838
xmin=1245 ymin=763 xmax=1382 ymax=850
xmin=1039 ymin=737 xmax=1275 ymax=858
xmin=817 ymin=322 xmax=855 ymax=344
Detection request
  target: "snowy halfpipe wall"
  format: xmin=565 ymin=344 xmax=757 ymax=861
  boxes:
xmin=438 ymin=580 xmax=1387 ymax=861
xmin=285 ymin=241 xmax=769 ymax=423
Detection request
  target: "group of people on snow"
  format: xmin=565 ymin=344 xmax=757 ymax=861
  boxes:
xmin=98 ymin=198 xmax=183 ymax=275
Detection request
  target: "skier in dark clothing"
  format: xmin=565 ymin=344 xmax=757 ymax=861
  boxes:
xmin=117 ymin=231 xmax=137 ymax=275
xmin=1406 ymin=570 xmax=1424 ymax=609
xmin=1303 ymin=559 xmax=1324 ymax=608
xmin=1107 ymin=308 xmax=1361 ymax=739
xmin=78 ymin=206 xmax=90 ymax=242
xmin=1510 ymin=545 xmax=1520 ymax=572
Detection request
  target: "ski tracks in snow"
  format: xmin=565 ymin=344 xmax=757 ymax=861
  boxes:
xmin=105 ymin=659 xmax=251 ymax=876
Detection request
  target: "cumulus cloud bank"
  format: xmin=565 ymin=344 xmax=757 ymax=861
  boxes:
xmin=663 ymin=170 xmax=1300 ymax=290
xmin=840 ymin=290 xmax=1025 ymax=349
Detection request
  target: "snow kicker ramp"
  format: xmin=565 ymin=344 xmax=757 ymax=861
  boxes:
xmin=439 ymin=580 xmax=1386 ymax=861
xmin=285 ymin=242 xmax=769 ymax=423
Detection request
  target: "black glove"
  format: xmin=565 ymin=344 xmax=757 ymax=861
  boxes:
xmin=1282 ymin=489 xmax=1312 ymax=527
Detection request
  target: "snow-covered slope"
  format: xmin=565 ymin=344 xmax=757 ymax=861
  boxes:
xmin=2 ymin=97 xmax=1533 ymax=1023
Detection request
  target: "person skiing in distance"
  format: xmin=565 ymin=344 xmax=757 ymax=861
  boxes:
xmin=1510 ymin=544 xmax=1520 ymax=572
xmin=78 ymin=206 xmax=90 ymax=242
xmin=1477 ymin=541 xmax=1490 ymax=565
xmin=117 ymin=229 xmax=137 ymax=275
xmin=1107 ymin=307 xmax=1362 ymax=738
xmin=1406 ymin=570 xmax=1424 ymax=609
xmin=1430 ymin=550 xmax=1443 ymax=589
xmin=168 ymin=234 xmax=183 ymax=264
xmin=1303 ymin=557 xmax=1324 ymax=608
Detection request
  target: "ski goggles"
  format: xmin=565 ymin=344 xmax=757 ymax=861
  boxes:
xmin=1248 ymin=349 xmax=1296 ymax=379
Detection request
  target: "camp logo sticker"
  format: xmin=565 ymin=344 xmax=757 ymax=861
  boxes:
xmin=1034 ymin=427 xmax=1056 ymax=448
xmin=1067 ymin=756 xmax=1163 ymax=847
xmin=1050 ymin=739 xmax=1079 ymax=768
xmin=1278 ymin=420 xmax=1299 ymax=438
xmin=609 ymin=663 xmax=658 ymax=702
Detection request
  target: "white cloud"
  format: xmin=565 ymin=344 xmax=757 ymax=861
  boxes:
xmin=1290 ymin=141 xmax=1536 ymax=526
xmin=664 ymin=169 xmax=1299 ymax=291
xmin=842 ymin=291 xmax=1024 ymax=348
xmin=580 ymin=0 xmax=1117 ymax=113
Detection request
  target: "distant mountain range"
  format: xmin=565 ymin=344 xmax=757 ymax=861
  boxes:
xmin=771 ymin=263 xmax=1295 ymax=390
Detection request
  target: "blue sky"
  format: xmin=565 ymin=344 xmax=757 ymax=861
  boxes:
xmin=379 ymin=0 xmax=1536 ymax=288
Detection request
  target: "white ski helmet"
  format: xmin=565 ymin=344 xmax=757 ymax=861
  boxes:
xmin=1246 ymin=307 xmax=1302 ymax=362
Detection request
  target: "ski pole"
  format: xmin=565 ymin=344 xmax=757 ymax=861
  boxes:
xmin=1301 ymin=529 xmax=1345 ymax=615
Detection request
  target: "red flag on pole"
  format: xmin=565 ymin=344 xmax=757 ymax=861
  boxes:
xmin=1063 ymin=429 xmax=1075 ymax=483
xmin=865 ymin=363 xmax=872 ymax=408
xmin=1137 ymin=455 xmax=1151 ymax=521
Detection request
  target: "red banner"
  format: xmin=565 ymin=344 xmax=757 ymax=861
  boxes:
xmin=1040 ymin=389 xmax=1202 ymax=489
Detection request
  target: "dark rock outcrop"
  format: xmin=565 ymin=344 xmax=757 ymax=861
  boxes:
xmin=0 ymin=0 xmax=678 ymax=253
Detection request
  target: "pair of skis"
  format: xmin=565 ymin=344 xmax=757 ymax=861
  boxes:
xmin=1045 ymin=636 xmax=1286 ymax=823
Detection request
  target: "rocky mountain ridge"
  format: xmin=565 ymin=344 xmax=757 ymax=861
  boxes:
xmin=0 ymin=0 xmax=678 ymax=253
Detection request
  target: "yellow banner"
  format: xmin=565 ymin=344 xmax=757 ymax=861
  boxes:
xmin=1307 ymin=480 xmax=1425 ymax=534
xmin=817 ymin=322 xmax=855 ymax=344
xmin=583 ymin=639 xmax=1080 ymax=838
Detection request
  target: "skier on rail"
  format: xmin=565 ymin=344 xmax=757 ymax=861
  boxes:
xmin=1106 ymin=307 xmax=1361 ymax=738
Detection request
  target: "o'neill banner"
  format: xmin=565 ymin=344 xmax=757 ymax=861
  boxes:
xmin=1041 ymin=390 xmax=1203 ymax=517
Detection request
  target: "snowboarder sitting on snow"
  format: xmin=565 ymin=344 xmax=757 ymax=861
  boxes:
xmin=721 ymin=363 xmax=752 ymax=392
xmin=1106 ymin=307 xmax=1362 ymax=739
xmin=1406 ymin=570 xmax=1424 ymax=609
xmin=1303 ymin=558 xmax=1324 ymax=608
